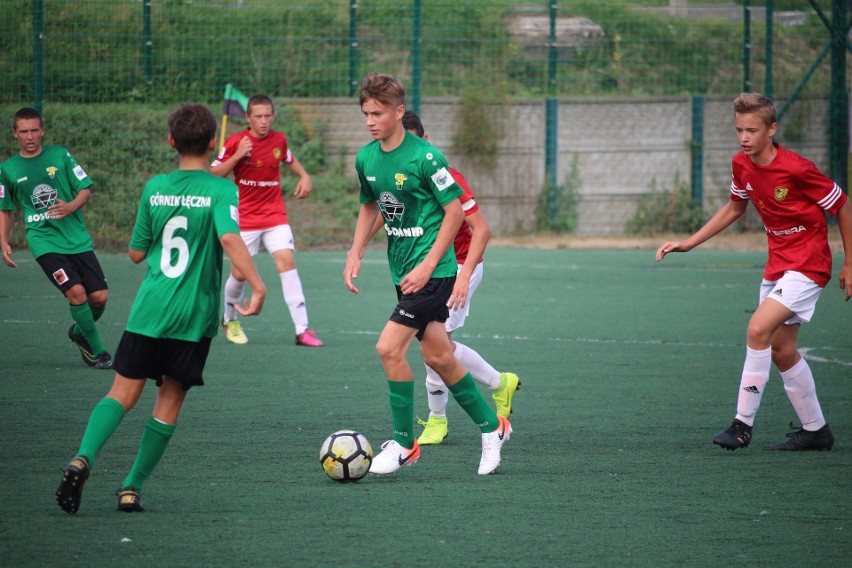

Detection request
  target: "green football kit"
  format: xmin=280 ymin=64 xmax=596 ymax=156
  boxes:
xmin=355 ymin=132 xmax=462 ymax=284
xmin=0 ymin=145 xmax=94 ymax=258
xmin=127 ymin=170 xmax=240 ymax=341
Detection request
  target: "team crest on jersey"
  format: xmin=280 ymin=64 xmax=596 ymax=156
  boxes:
xmin=379 ymin=192 xmax=404 ymax=222
xmin=394 ymin=173 xmax=408 ymax=191
xmin=30 ymin=184 xmax=57 ymax=209
xmin=774 ymin=186 xmax=789 ymax=201
xmin=273 ymin=148 xmax=281 ymax=159
xmin=46 ymin=166 xmax=58 ymax=179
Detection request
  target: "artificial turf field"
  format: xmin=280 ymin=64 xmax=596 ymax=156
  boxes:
xmin=1 ymin=246 xmax=850 ymax=567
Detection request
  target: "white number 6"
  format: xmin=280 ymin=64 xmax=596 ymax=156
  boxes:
xmin=161 ymin=216 xmax=189 ymax=278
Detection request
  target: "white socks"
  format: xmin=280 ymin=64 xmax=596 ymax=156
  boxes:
xmin=735 ymin=346 xmax=771 ymax=426
xmin=281 ymin=269 xmax=309 ymax=335
xmin=223 ymin=275 xmax=246 ymax=323
xmin=423 ymin=341 xmax=501 ymax=418
xmin=781 ymin=357 xmax=826 ymax=431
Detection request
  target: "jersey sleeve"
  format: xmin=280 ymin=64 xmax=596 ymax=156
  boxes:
xmin=355 ymin=152 xmax=374 ymax=205
xmin=211 ymin=134 xmax=239 ymax=167
xmin=421 ymin=146 xmax=462 ymax=206
xmin=0 ymin=167 xmax=12 ymax=210
xmin=129 ymin=183 xmax=154 ymax=252
xmin=453 ymin=168 xmax=479 ymax=216
xmin=729 ymin=159 xmax=749 ymax=202
xmin=797 ymin=160 xmax=847 ymax=216
xmin=63 ymin=150 xmax=94 ymax=194
xmin=212 ymin=179 xmax=241 ymax=238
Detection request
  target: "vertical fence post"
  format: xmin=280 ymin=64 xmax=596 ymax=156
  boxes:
xmin=765 ymin=0 xmax=773 ymax=97
xmin=545 ymin=2 xmax=559 ymax=225
xmin=33 ymin=0 xmax=44 ymax=112
xmin=143 ymin=0 xmax=153 ymax=81
xmin=411 ymin=0 xmax=422 ymax=114
xmin=691 ymin=95 xmax=705 ymax=207
xmin=829 ymin=0 xmax=848 ymax=191
xmin=743 ymin=0 xmax=751 ymax=92
xmin=348 ymin=1 xmax=358 ymax=96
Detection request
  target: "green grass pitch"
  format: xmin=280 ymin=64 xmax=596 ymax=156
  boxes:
xmin=1 ymin=246 xmax=850 ymax=567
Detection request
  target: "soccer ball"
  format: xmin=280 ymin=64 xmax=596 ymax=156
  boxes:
xmin=319 ymin=430 xmax=373 ymax=482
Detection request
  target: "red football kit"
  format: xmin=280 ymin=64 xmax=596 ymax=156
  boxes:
xmin=730 ymin=144 xmax=847 ymax=287
xmin=215 ymin=129 xmax=293 ymax=231
xmin=452 ymin=167 xmax=483 ymax=265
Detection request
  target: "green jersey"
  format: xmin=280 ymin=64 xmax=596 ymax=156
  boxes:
xmin=355 ymin=133 xmax=462 ymax=284
xmin=127 ymin=170 xmax=240 ymax=341
xmin=0 ymin=145 xmax=94 ymax=258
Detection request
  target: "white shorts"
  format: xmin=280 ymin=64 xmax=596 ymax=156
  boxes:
xmin=240 ymin=225 xmax=295 ymax=256
xmin=445 ymin=261 xmax=484 ymax=333
xmin=759 ymin=271 xmax=822 ymax=325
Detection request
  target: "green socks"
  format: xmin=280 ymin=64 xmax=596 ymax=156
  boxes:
xmin=69 ymin=301 xmax=107 ymax=355
xmin=449 ymin=373 xmax=499 ymax=434
xmin=77 ymin=397 xmax=126 ymax=468
xmin=122 ymin=417 xmax=177 ymax=491
xmin=387 ymin=380 xmax=415 ymax=448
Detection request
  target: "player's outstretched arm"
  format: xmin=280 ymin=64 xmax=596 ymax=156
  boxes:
xmin=656 ymin=200 xmax=748 ymax=261
xmin=835 ymin=199 xmax=852 ymax=301
xmin=449 ymin=209 xmax=491 ymax=310
xmin=288 ymin=156 xmax=312 ymax=199
xmin=345 ymin=202 xmax=380 ymax=295
xmin=0 ymin=210 xmax=16 ymax=268
xmin=221 ymin=232 xmax=266 ymax=316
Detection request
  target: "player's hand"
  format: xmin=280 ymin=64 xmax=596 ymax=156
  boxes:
xmin=839 ymin=263 xmax=852 ymax=302
xmin=448 ymin=278 xmax=469 ymax=310
xmin=47 ymin=198 xmax=75 ymax=220
xmin=656 ymin=241 xmax=686 ymax=261
xmin=293 ymin=176 xmax=312 ymax=199
xmin=1 ymin=242 xmax=16 ymax=268
xmin=234 ymin=286 xmax=266 ymax=316
xmin=235 ymin=136 xmax=253 ymax=159
xmin=400 ymin=264 xmax=431 ymax=295
xmin=344 ymin=250 xmax=362 ymax=295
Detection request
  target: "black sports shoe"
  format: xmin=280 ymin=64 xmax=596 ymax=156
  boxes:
xmin=56 ymin=456 xmax=90 ymax=515
xmin=713 ymin=419 xmax=753 ymax=451
xmin=92 ymin=352 xmax=114 ymax=370
xmin=116 ymin=487 xmax=144 ymax=512
xmin=68 ymin=324 xmax=97 ymax=365
xmin=771 ymin=423 xmax=834 ymax=451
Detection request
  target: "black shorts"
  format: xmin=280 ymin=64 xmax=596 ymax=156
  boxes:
xmin=113 ymin=331 xmax=212 ymax=391
xmin=390 ymin=276 xmax=455 ymax=341
xmin=36 ymin=251 xmax=108 ymax=295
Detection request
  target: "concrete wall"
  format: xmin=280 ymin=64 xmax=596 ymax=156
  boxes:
xmin=287 ymin=96 xmax=832 ymax=235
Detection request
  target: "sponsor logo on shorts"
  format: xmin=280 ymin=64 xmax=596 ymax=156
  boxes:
xmin=398 ymin=309 xmax=415 ymax=319
xmin=53 ymin=268 xmax=69 ymax=285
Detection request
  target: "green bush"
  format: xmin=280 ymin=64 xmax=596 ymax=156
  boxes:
xmin=536 ymin=154 xmax=580 ymax=234
xmin=627 ymin=173 xmax=706 ymax=234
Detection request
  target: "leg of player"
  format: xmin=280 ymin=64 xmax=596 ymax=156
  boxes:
xmin=421 ymin=322 xmax=510 ymax=475
xmin=370 ymin=321 xmax=420 ymax=475
xmin=418 ymin=364 xmax=449 ymax=445
xmin=223 ymin=272 xmax=248 ymax=344
xmin=66 ymin=284 xmax=112 ymax=369
xmin=451 ymin=341 xmax=520 ymax=418
xmin=117 ymin=376 xmax=187 ymax=512
xmin=56 ymin=374 xmax=145 ymax=515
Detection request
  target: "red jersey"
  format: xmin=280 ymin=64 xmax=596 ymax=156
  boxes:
xmin=730 ymin=144 xmax=847 ymax=287
xmin=452 ymin=167 xmax=483 ymax=265
xmin=214 ymin=129 xmax=293 ymax=230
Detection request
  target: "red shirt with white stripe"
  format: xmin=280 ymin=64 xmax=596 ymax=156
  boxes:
xmin=213 ymin=129 xmax=293 ymax=230
xmin=452 ymin=167 xmax=482 ymax=265
xmin=730 ymin=144 xmax=847 ymax=287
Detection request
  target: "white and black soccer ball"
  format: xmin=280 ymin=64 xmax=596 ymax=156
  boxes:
xmin=319 ymin=430 xmax=373 ymax=482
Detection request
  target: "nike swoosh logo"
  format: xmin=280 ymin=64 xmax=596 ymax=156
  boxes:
xmin=398 ymin=452 xmax=415 ymax=465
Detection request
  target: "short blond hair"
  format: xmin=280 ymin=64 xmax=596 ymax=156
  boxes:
xmin=358 ymin=72 xmax=405 ymax=108
xmin=733 ymin=93 xmax=776 ymax=127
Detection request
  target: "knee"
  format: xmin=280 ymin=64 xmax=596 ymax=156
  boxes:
xmin=375 ymin=339 xmax=401 ymax=365
xmin=745 ymin=320 xmax=772 ymax=348
xmin=771 ymin=343 xmax=799 ymax=370
xmin=88 ymin=290 xmax=108 ymax=309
